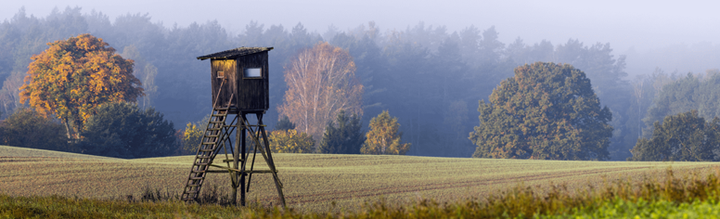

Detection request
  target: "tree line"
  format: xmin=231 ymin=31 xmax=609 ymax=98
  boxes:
xmin=2 ymin=7 xmax=720 ymax=160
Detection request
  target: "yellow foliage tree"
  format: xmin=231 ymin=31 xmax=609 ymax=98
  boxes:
xmin=19 ymin=34 xmax=143 ymax=139
xmin=361 ymin=110 xmax=411 ymax=155
xmin=268 ymin=129 xmax=315 ymax=153
xmin=278 ymin=42 xmax=363 ymax=146
xmin=180 ymin=122 xmax=204 ymax=155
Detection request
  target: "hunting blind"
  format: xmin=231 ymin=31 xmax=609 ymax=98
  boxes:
xmin=204 ymin=47 xmax=270 ymax=113
xmin=181 ymin=47 xmax=285 ymax=206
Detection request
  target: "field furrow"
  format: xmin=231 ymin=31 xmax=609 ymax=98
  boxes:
xmin=1 ymin=145 xmax=718 ymax=212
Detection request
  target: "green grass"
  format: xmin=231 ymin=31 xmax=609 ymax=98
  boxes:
xmin=2 ymin=145 xmax=720 ymax=215
xmin=554 ymin=198 xmax=720 ymax=218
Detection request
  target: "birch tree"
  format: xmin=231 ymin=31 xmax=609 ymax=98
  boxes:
xmin=279 ymin=42 xmax=363 ymax=145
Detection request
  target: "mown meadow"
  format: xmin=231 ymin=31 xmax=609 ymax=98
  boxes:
xmin=3 ymin=145 xmax=720 ymax=218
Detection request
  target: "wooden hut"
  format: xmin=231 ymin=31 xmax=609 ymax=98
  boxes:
xmin=197 ymin=47 xmax=273 ymax=113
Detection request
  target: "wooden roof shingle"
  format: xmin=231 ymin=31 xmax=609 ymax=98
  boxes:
xmin=197 ymin=47 xmax=273 ymax=60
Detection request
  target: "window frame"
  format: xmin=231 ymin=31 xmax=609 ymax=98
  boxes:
xmin=243 ymin=67 xmax=263 ymax=79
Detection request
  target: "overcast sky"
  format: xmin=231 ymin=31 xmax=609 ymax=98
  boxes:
xmin=3 ymin=0 xmax=720 ymax=74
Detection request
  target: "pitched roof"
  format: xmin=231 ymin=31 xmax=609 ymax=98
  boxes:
xmin=197 ymin=47 xmax=273 ymax=60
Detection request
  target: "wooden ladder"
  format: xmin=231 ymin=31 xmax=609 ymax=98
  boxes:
xmin=180 ymin=107 xmax=231 ymax=201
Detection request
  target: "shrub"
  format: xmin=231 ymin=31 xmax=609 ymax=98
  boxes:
xmin=0 ymin=108 xmax=70 ymax=151
xmin=178 ymin=122 xmax=204 ymax=155
xmin=268 ymin=129 xmax=315 ymax=153
xmin=79 ymin=102 xmax=175 ymax=158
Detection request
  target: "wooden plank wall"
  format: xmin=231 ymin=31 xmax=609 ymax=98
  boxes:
xmin=236 ymin=52 xmax=269 ymax=112
xmin=210 ymin=59 xmax=237 ymax=108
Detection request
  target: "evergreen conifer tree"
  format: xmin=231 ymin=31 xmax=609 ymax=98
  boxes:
xmin=275 ymin=116 xmax=296 ymax=131
xmin=318 ymin=110 xmax=364 ymax=154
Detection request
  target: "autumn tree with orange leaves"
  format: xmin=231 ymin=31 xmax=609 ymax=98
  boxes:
xmin=19 ymin=34 xmax=143 ymax=140
xmin=279 ymin=42 xmax=363 ymax=146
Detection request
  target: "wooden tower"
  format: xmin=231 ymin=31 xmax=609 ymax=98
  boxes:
xmin=181 ymin=47 xmax=285 ymax=206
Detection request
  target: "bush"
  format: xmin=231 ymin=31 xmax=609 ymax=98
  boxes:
xmin=79 ymin=102 xmax=176 ymax=158
xmin=268 ymin=129 xmax=315 ymax=153
xmin=178 ymin=122 xmax=204 ymax=155
xmin=176 ymin=114 xmax=210 ymax=155
xmin=0 ymin=108 xmax=70 ymax=151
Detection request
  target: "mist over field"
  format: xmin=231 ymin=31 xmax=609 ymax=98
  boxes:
xmin=2 ymin=0 xmax=720 ymax=160
xmin=4 ymin=0 xmax=720 ymax=75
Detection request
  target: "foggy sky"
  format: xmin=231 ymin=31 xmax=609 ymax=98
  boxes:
xmin=3 ymin=0 xmax=720 ymax=75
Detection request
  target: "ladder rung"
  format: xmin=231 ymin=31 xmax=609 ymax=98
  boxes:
xmin=198 ymin=147 xmax=215 ymax=152
xmin=186 ymin=182 xmax=202 ymax=186
xmin=207 ymin=128 xmax=222 ymax=131
xmin=196 ymin=155 xmax=213 ymax=159
xmin=202 ymin=142 xmax=217 ymax=145
xmin=213 ymin=113 xmax=227 ymax=117
xmin=204 ymin=134 xmax=220 ymax=138
xmin=189 ymin=176 xmax=204 ymax=180
xmin=195 ymin=162 xmax=210 ymax=166
xmin=189 ymin=174 xmax=205 ymax=178
xmin=222 ymin=159 xmax=242 ymax=163
xmin=187 ymin=182 xmax=203 ymax=186
xmin=195 ymin=158 xmax=212 ymax=163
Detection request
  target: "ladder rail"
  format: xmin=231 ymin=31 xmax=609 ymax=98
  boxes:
xmin=182 ymin=80 xmax=228 ymax=201
xmin=181 ymin=107 xmax=232 ymax=201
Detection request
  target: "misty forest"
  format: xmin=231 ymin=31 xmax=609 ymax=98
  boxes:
xmin=3 ymin=7 xmax=720 ymax=161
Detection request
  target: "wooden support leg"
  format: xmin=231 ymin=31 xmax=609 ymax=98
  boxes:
xmin=230 ymin=116 xmax=238 ymax=206
xmin=240 ymin=113 xmax=247 ymax=206
xmin=258 ymin=113 xmax=286 ymax=207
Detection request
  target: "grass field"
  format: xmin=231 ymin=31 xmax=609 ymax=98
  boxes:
xmin=2 ymin=145 xmax=719 ymax=213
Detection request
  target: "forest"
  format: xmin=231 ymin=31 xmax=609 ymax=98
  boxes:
xmin=2 ymin=7 xmax=719 ymax=160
